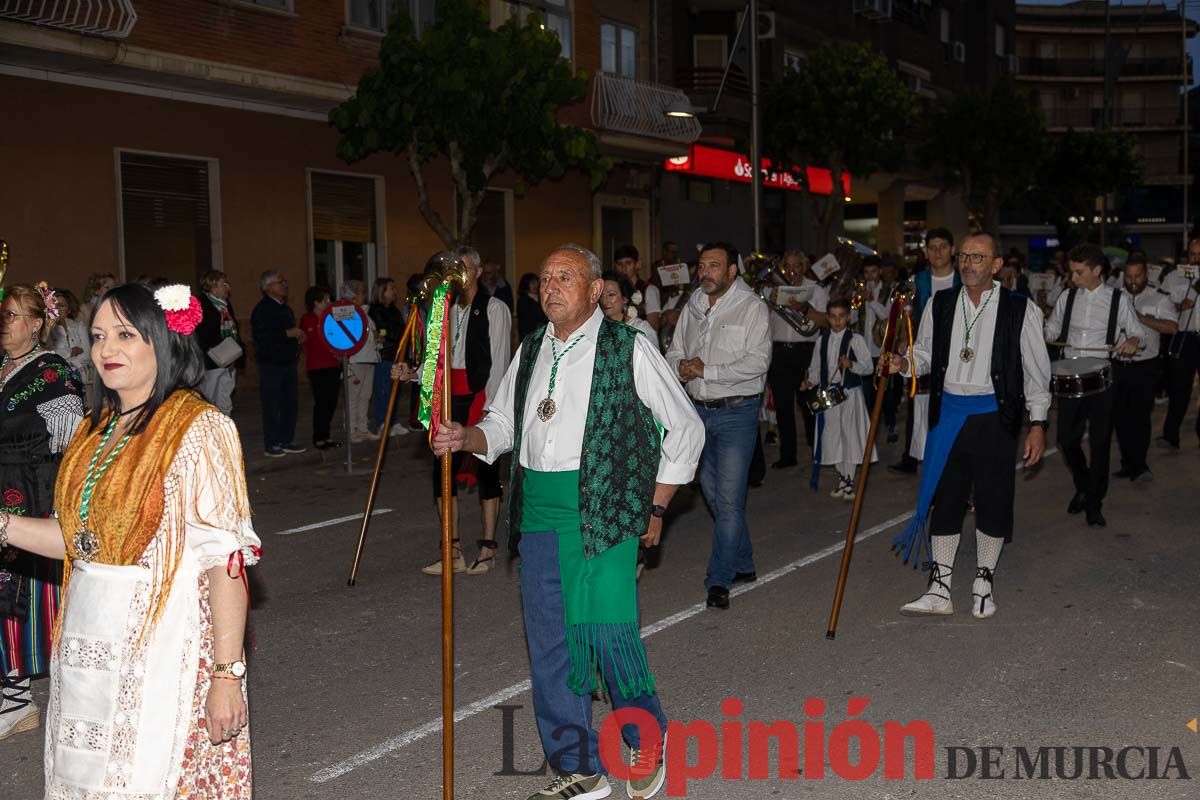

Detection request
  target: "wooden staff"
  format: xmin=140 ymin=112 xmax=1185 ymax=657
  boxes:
xmin=438 ymin=296 xmax=455 ymax=800
xmin=826 ymin=296 xmax=911 ymax=639
xmin=346 ymin=304 xmax=421 ymax=586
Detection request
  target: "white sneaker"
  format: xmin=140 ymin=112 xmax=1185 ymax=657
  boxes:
xmin=900 ymin=592 xmax=954 ymax=616
xmin=0 ymin=700 xmax=39 ymax=741
xmin=389 ymin=423 xmax=410 ymax=437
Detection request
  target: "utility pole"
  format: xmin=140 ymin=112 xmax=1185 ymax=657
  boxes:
xmin=1101 ymin=0 xmax=1111 ymax=247
xmin=749 ymin=0 xmax=763 ymax=254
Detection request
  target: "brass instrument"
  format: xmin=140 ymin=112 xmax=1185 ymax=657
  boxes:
xmin=747 ymin=252 xmax=819 ymax=336
xmin=0 ymin=239 xmax=9 ymax=300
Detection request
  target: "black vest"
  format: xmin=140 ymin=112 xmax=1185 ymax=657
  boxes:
xmin=463 ymin=288 xmax=493 ymax=394
xmin=929 ymin=287 xmax=1027 ymax=436
xmin=818 ymin=329 xmax=861 ymax=390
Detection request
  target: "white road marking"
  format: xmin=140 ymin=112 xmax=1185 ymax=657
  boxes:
xmin=273 ymin=509 xmax=395 ymax=536
xmin=309 ymin=446 xmax=1060 ymax=783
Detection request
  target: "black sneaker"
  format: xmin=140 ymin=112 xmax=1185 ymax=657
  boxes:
xmin=732 ymin=571 xmax=757 ymax=584
xmin=280 ymin=443 xmax=308 ymax=454
xmin=706 ymin=586 xmax=730 ymax=609
xmin=264 ymin=447 xmax=285 ymax=458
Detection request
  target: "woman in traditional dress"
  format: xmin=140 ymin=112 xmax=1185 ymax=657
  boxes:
xmin=1 ymin=282 xmax=260 ymax=797
xmin=0 ymin=285 xmax=85 ymax=740
xmin=600 ymin=271 xmax=656 ymax=338
xmin=195 ymin=270 xmax=245 ymax=416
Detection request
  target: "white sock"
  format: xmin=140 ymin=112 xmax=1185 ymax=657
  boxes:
xmin=839 ymin=462 xmax=856 ymax=486
xmin=927 ymin=534 xmax=960 ymax=599
xmin=974 ymin=529 xmax=1003 ymax=597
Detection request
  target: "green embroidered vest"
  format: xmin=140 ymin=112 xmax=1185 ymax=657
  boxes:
xmin=508 ymin=317 xmax=661 ymax=559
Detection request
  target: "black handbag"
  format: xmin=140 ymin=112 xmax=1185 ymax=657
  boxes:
xmin=0 ymin=568 xmax=30 ymax=618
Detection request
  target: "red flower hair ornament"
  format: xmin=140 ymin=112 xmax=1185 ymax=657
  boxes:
xmin=153 ymin=284 xmax=203 ymax=335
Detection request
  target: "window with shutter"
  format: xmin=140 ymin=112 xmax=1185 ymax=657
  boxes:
xmin=310 ymin=172 xmax=380 ymax=292
xmin=119 ymin=152 xmax=215 ymax=286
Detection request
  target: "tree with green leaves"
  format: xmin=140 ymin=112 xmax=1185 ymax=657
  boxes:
xmin=330 ymin=0 xmax=609 ymax=249
xmin=763 ymin=42 xmax=915 ymax=251
xmin=1034 ymin=128 xmax=1142 ymax=243
xmin=920 ymin=79 xmax=1047 ymax=233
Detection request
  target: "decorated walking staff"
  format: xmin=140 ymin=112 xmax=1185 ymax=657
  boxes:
xmin=825 ymin=288 xmax=916 ymax=639
xmin=346 ymin=302 xmax=422 ymax=586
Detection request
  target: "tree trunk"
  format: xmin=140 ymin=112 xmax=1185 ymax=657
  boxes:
xmin=406 ymin=142 xmax=458 ymax=250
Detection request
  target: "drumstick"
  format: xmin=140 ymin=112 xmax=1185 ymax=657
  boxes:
xmin=1045 ymin=342 xmax=1144 ymax=353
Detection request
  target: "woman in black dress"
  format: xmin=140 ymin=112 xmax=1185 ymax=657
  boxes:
xmin=0 ymin=284 xmax=85 ymax=740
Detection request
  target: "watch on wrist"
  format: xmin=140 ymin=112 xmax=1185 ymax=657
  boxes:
xmin=650 ymin=504 xmax=667 ymax=519
xmin=213 ymin=660 xmax=247 ymax=679
xmin=1030 ymin=420 xmax=1048 ymax=430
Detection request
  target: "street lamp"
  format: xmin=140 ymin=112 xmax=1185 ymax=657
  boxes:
xmin=664 ymin=101 xmax=706 ymax=118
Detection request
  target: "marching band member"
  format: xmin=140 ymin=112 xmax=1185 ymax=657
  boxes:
xmin=1044 ymin=244 xmax=1146 ymax=528
xmin=1113 ymin=255 xmax=1177 ymax=482
xmin=887 ymin=233 xmax=1051 ymax=619
xmin=1158 ymin=235 xmax=1200 ymax=449
xmin=432 ymin=244 xmax=703 ymax=800
xmin=801 ymin=298 xmax=877 ymax=500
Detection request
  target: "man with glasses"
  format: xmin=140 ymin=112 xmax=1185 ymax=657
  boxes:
xmin=885 ymin=232 xmax=1051 ymax=619
xmin=251 ymin=270 xmax=307 ymax=457
xmin=1044 ymin=244 xmax=1146 ymax=527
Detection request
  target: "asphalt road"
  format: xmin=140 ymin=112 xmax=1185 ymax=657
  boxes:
xmin=5 ymin=398 xmax=1199 ymax=799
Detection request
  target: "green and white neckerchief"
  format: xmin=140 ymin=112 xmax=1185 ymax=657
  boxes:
xmin=536 ymin=333 xmax=586 ymax=422
xmin=72 ymin=415 xmax=133 ymax=561
xmin=959 ymin=287 xmax=995 ymax=363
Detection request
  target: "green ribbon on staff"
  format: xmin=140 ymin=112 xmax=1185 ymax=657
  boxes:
xmin=417 ymin=282 xmax=451 ymax=430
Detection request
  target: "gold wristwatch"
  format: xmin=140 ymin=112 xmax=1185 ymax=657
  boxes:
xmin=213 ymin=660 xmax=247 ymax=679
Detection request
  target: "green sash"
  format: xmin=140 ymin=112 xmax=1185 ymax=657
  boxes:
xmin=522 ymin=468 xmax=654 ymax=699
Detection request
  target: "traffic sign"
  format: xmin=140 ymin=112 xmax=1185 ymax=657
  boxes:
xmin=318 ymin=300 xmax=371 ymax=357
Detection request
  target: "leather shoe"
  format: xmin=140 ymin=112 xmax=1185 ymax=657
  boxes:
xmin=771 ymin=459 xmax=797 ymax=470
xmin=732 ymin=571 xmax=757 ymax=584
xmin=1112 ymin=467 xmax=1133 ymax=479
xmin=706 ymin=586 xmax=730 ymax=609
xmin=1086 ymin=508 xmax=1106 ymax=528
xmin=888 ymin=458 xmax=918 ymax=474
xmin=1067 ymin=492 xmax=1086 ymax=515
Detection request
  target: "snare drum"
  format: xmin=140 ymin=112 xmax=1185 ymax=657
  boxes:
xmin=1050 ymin=357 xmax=1112 ymax=399
xmin=807 ymin=384 xmax=848 ymax=414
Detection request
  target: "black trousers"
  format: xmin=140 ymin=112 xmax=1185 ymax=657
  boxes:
xmin=1113 ymin=359 xmax=1160 ymax=473
xmin=259 ymin=362 xmax=298 ymax=450
xmin=1162 ymin=332 xmax=1200 ymax=446
xmin=433 ymin=392 xmax=502 ymax=500
xmin=930 ymin=411 xmax=1018 ymax=541
xmin=767 ymin=341 xmax=815 ymax=462
xmin=1057 ymin=386 xmax=1115 ymax=509
xmin=308 ymin=366 xmax=341 ymax=444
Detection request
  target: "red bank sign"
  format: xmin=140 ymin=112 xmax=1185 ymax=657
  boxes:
xmin=664 ymin=145 xmax=852 ymax=197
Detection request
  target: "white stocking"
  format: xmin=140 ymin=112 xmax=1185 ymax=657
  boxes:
xmin=927 ymin=534 xmax=960 ymax=599
xmin=974 ymin=529 xmax=1004 ymax=599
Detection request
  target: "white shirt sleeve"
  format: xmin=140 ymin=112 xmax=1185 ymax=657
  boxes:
xmin=1044 ymin=288 xmax=1068 ymax=343
xmin=907 ymin=303 xmax=934 ymax=378
xmin=1117 ymin=291 xmax=1148 ymax=344
xmin=1152 ymin=293 xmax=1180 ymax=324
xmin=643 ymin=284 xmax=662 ymax=315
xmin=807 ymin=344 xmax=821 ymax=386
xmin=664 ymin=306 xmax=689 ymax=376
xmin=486 ymin=299 xmax=512 ymax=405
xmin=631 ymin=335 xmax=704 ymax=484
xmin=810 ymin=284 xmax=830 ymax=313
xmin=1019 ymin=300 xmax=1052 ymax=423
xmin=476 ymin=343 xmax=522 ymax=464
xmin=848 ymin=333 xmax=875 ymax=376
xmin=702 ymin=300 xmax=772 ymax=386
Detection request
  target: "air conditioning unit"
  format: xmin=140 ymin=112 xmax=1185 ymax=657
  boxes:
xmin=952 ymin=41 xmax=966 ymax=63
xmin=853 ymin=0 xmax=893 ymax=21
xmin=735 ymin=10 xmax=776 ymax=40
xmin=1006 ymin=54 xmax=1019 ymax=74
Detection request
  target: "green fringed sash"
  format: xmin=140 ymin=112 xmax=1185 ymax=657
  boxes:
xmin=522 ymin=468 xmax=656 ymax=700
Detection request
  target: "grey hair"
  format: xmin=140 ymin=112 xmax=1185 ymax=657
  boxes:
xmin=259 ymin=270 xmax=282 ymax=291
xmin=552 ymin=243 xmax=603 ymax=279
xmin=338 ymin=280 xmax=365 ymax=301
xmin=456 ymin=246 xmax=481 ymax=269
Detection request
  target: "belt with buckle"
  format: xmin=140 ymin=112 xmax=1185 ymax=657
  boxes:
xmin=693 ymin=393 xmax=760 ymax=409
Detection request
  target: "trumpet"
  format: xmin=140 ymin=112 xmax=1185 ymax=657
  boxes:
xmin=746 ymin=252 xmax=819 ymax=336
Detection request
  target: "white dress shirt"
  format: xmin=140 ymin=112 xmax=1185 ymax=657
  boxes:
xmin=910 ymin=282 xmax=1052 ymax=422
xmin=806 ymin=329 xmax=875 ymax=386
xmin=769 ymin=279 xmax=829 ymax=343
xmin=862 ymin=281 xmax=890 ymax=357
xmin=641 ymin=283 xmax=662 ymax=317
xmin=1043 ymin=283 xmax=1148 ymax=359
xmin=449 ymin=295 xmax=512 ymax=403
xmin=476 ymin=307 xmax=703 ymax=485
xmin=665 ymin=277 xmax=771 ymax=400
xmin=1126 ymin=288 xmax=1178 ymax=360
xmin=1161 ymin=268 xmax=1199 ymax=333
xmin=628 ymin=316 xmax=656 ymax=339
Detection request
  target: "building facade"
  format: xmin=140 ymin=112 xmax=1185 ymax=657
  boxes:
xmin=1008 ymin=0 xmax=1196 ymax=260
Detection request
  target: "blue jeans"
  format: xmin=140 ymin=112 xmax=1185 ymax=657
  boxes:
xmin=697 ymin=397 xmax=759 ymax=590
xmin=258 ymin=362 xmax=298 ymax=450
xmin=372 ymin=360 xmax=394 ymax=430
xmin=519 ymin=531 xmax=666 ymax=776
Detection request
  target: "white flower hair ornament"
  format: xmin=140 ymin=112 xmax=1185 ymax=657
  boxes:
xmin=625 ymin=306 xmax=639 ymax=321
xmin=630 ymin=290 xmax=643 ymax=307
xmin=154 ymin=284 xmax=203 ymax=335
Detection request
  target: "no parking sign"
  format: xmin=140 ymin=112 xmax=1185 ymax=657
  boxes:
xmin=318 ymin=300 xmax=370 ymax=357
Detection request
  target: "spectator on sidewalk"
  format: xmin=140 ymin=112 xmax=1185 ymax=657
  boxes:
xmin=196 ymin=270 xmax=245 ymax=415
xmin=480 ymin=260 xmax=514 ymax=310
xmin=251 ymin=270 xmax=306 ymax=457
xmin=300 ymin=286 xmax=342 ymax=450
xmin=83 ymin=272 xmax=115 ymax=313
xmin=49 ymin=288 xmax=91 ymax=398
xmin=517 ymin=272 xmax=547 ymax=340
xmin=368 ymin=277 xmax=408 ymax=436
xmin=340 ymin=280 xmax=379 ymax=443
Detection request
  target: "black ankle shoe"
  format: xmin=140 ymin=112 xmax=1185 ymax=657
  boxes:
xmin=732 ymin=571 xmax=757 ymax=584
xmin=1086 ymin=508 xmax=1106 ymax=528
xmin=1067 ymin=492 xmax=1087 ymax=515
xmin=706 ymin=586 xmax=730 ymax=609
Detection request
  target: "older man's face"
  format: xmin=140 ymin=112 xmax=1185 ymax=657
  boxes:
xmin=265 ymin=276 xmax=288 ymax=300
xmin=540 ymin=250 xmax=602 ymax=329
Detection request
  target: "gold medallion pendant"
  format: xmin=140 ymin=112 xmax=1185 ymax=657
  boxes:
xmin=536 ymin=397 xmax=557 ymax=422
xmin=959 ymin=346 xmax=974 ymax=363
xmin=73 ymin=528 xmax=100 ymax=562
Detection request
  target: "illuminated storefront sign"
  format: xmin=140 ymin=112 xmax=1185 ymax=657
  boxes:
xmin=664 ymin=145 xmax=852 ymax=197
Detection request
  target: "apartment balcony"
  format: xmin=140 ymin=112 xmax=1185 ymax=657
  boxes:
xmin=1043 ymin=106 xmax=1183 ymax=130
xmin=590 ymin=72 xmax=702 ymax=160
xmin=1018 ymin=56 xmax=1190 ymax=81
xmin=0 ymin=0 xmax=137 ymax=38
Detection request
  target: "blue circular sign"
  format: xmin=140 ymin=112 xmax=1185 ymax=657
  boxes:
xmin=318 ymin=301 xmax=370 ymax=356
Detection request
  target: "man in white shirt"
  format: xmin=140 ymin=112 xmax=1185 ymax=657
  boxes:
xmin=1158 ymin=235 xmax=1200 ymax=449
xmin=614 ymin=244 xmax=662 ymax=332
xmin=420 ymin=247 xmax=512 ymax=576
xmin=432 ymin=244 xmax=703 ymax=800
xmin=666 ymin=242 xmax=771 ymax=610
xmin=1113 ymin=256 xmax=1178 ymax=481
xmin=1044 ymin=243 xmax=1146 ymax=527
xmin=885 ymin=233 xmax=1051 ymax=619
xmin=765 ymin=249 xmax=828 ymax=468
